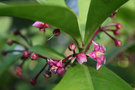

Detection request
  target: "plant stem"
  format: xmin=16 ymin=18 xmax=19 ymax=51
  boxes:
xmin=84 ymin=27 xmax=102 ymax=54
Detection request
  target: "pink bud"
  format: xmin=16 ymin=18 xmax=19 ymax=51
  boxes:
xmin=15 ymin=66 xmax=23 ymax=77
xmin=76 ymin=52 xmax=87 ymax=64
xmin=53 ymin=29 xmax=60 ymax=36
xmin=115 ymin=40 xmax=122 ymax=46
xmin=30 ymin=53 xmax=38 ymax=60
xmin=116 ymin=23 xmax=122 ymax=29
xmin=113 ymin=30 xmax=119 ymax=35
xmin=6 ymin=39 xmax=13 ymax=46
xmin=68 ymin=43 xmax=76 ymax=51
xmin=30 ymin=79 xmax=36 ymax=85
xmin=44 ymin=24 xmax=50 ymax=28
xmin=57 ymin=68 xmax=66 ymax=76
xmin=32 ymin=21 xmax=45 ymax=28
xmin=23 ymin=51 xmax=29 ymax=58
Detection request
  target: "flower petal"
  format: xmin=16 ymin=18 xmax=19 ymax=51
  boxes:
xmin=99 ymin=45 xmax=106 ymax=53
xmin=57 ymin=68 xmax=66 ymax=76
xmin=96 ymin=61 xmax=102 ymax=70
xmin=32 ymin=21 xmax=44 ymax=28
xmin=76 ymin=52 xmax=87 ymax=64
xmin=87 ymin=51 xmax=96 ymax=59
xmin=56 ymin=60 xmax=63 ymax=68
xmin=92 ymin=41 xmax=100 ymax=51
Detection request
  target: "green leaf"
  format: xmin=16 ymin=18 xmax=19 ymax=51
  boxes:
xmin=36 ymin=0 xmax=66 ymax=6
xmin=0 ymin=54 xmax=21 ymax=75
xmin=29 ymin=45 xmax=64 ymax=60
xmin=0 ymin=3 xmax=82 ymax=46
xmin=54 ymin=64 xmax=132 ymax=90
xmin=78 ymin=0 xmax=91 ymax=40
xmin=106 ymin=41 xmax=135 ymax=63
xmin=84 ymin=0 xmax=128 ymax=48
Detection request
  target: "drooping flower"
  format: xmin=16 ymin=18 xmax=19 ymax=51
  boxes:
xmin=87 ymin=41 xmax=106 ymax=70
xmin=32 ymin=21 xmax=50 ymax=31
xmin=76 ymin=52 xmax=87 ymax=64
xmin=47 ymin=59 xmax=66 ymax=76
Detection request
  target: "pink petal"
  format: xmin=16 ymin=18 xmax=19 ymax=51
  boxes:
xmin=97 ymin=55 xmax=106 ymax=64
xmin=47 ymin=59 xmax=58 ymax=66
xmin=92 ymin=41 xmax=100 ymax=51
xmin=32 ymin=21 xmax=44 ymax=28
xmin=76 ymin=52 xmax=87 ymax=64
xmin=96 ymin=61 xmax=102 ymax=70
xmin=87 ymin=51 xmax=96 ymax=59
xmin=52 ymin=69 xmax=57 ymax=74
xmin=56 ymin=60 xmax=63 ymax=68
xmin=99 ymin=45 xmax=106 ymax=53
xmin=44 ymin=24 xmax=50 ymax=28
xmin=57 ymin=68 xmax=66 ymax=76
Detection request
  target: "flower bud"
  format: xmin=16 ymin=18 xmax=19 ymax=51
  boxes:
xmin=15 ymin=66 xmax=23 ymax=77
xmin=23 ymin=51 xmax=29 ymax=58
xmin=57 ymin=68 xmax=66 ymax=76
xmin=76 ymin=52 xmax=87 ymax=64
xmin=113 ymin=30 xmax=119 ymax=35
xmin=30 ymin=79 xmax=36 ymax=85
xmin=44 ymin=71 xmax=52 ymax=78
xmin=53 ymin=29 xmax=60 ymax=36
xmin=6 ymin=39 xmax=13 ymax=46
xmin=13 ymin=29 xmax=20 ymax=35
xmin=44 ymin=24 xmax=50 ymax=28
xmin=116 ymin=23 xmax=122 ymax=29
xmin=68 ymin=43 xmax=76 ymax=51
xmin=30 ymin=53 xmax=38 ymax=60
xmin=115 ymin=40 xmax=122 ymax=46
xmin=2 ymin=50 xmax=7 ymax=56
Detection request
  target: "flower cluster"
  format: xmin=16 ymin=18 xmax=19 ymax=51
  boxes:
xmin=2 ymin=16 xmax=122 ymax=85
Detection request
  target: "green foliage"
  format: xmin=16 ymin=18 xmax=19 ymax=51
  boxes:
xmin=0 ymin=54 xmax=21 ymax=75
xmin=54 ymin=63 xmax=132 ymax=90
xmin=29 ymin=45 xmax=64 ymax=60
xmin=0 ymin=3 xmax=82 ymax=46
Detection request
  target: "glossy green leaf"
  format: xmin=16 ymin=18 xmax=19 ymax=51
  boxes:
xmin=0 ymin=54 xmax=21 ymax=75
xmin=84 ymin=0 xmax=128 ymax=48
xmin=78 ymin=0 xmax=91 ymax=40
xmin=54 ymin=64 xmax=132 ymax=90
xmin=29 ymin=45 xmax=64 ymax=60
xmin=36 ymin=0 xmax=66 ymax=6
xmin=0 ymin=3 xmax=82 ymax=46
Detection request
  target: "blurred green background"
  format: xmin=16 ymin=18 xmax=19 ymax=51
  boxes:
xmin=0 ymin=0 xmax=135 ymax=90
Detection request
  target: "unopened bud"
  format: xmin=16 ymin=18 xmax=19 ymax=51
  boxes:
xmin=116 ymin=23 xmax=122 ymax=29
xmin=53 ymin=29 xmax=60 ymax=36
xmin=15 ymin=66 xmax=22 ymax=77
xmin=13 ymin=29 xmax=20 ymax=35
xmin=30 ymin=53 xmax=38 ymax=60
xmin=2 ymin=50 xmax=7 ymax=56
xmin=115 ymin=40 xmax=122 ymax=46
xmin=44 ymin=24 xmax=50 ymax=28
xmin=30 ymin=79 xmax=36 ymax=85
xmin=113 ymin=30 xmax=119 ymax=35
xmin=23 ymin=51 xmax=29 ymax=58
xmin=6 ymin=39 xmax=13 ymax=46
xmin=68 ymin=43 xmax=76 ymax=51
xmin=44 ymin=71 xmax=52 ymax=78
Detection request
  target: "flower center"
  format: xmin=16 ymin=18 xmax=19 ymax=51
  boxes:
xmin=51 ymin=66 xmax=58 ymax=70
xmin=96 ymin=51 xmax=104 ymax=57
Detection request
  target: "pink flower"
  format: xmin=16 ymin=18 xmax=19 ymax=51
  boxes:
xmin=32 ymin=21 xmax=50 ymax=31
xmin=76 ymin=52 xmax=87 ymax=64
xmin=87 ymin=41 xmax=106 ymax=70
xmin=47 ymin=59 xmax=66 ymax=75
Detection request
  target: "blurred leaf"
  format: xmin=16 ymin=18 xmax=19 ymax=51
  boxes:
xmin=78 ymin=0 xmax=91 ymax=40
xmin=84 ymin=0 xmax=128 ymax=48
xmin=54 ymin=64 xmax=132 ymax=90
xmin=29 ymin=45 xmax=64 ymax=60
xmin=0 ymin=3 xmax=82 ymax=46
xmin=37 ymin=0 xmax=66 ymax=6
xmin=0 ymin=54 xmax=21 ymax=75
xmin=106 ymin=41 xmax=135 ymax=63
